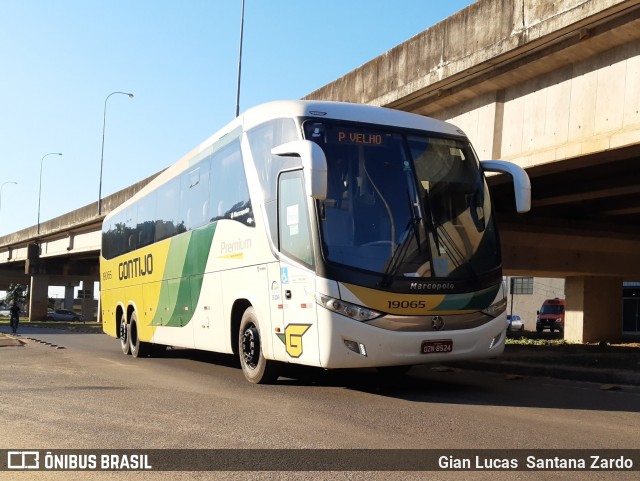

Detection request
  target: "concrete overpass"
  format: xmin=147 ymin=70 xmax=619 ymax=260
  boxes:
xmin=304 ymin=0 xmax=640 ymax=343
xmin=0 ymin=173 xmax=160 ymax=321
xmin=2 ymin=0 xmax=639 ymax=342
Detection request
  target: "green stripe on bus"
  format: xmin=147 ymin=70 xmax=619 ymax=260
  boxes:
xmin=150 ymin=223 xmax=216 ymax=327
xmin=435 ymin=283 xmax=501 ymax=311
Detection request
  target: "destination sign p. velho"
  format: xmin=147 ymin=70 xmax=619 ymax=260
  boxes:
xmin=335 ymin=129 xmax=385 ymax=146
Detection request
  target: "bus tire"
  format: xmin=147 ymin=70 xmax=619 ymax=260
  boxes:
xmin=120 ymin=321 xmax=131 ymax=355
xmin=238 ymin=307 xmax=279 ymax=384
xmin=130 ymin=312 xmax=150 ymax=358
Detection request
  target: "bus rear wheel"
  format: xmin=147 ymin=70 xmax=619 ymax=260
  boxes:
xmin=120 ymin=321 xmax=131 ymax=355
xmin=129 ymin=312 xmax=150 ymax=358
xmin=238 ymin=307 xmax=279 ymax=384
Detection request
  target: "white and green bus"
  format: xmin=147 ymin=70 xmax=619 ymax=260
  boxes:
xmin=100 ymin=100 xmax=530 ymax=383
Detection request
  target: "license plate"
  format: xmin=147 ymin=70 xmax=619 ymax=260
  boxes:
xmin=421 ymin=340 xmax=453 ymax=354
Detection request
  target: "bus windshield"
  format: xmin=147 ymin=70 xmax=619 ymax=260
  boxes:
xmin=304 ymin=121 xmax=500 ymax=284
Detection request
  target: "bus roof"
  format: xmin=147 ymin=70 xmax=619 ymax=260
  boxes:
xmin=240 ymin=100 xmax=466 ymax=137
xmin=104 ymin=100 xmax=467 ymax=223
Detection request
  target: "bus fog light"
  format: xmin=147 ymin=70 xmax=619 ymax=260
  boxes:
xmin=489 ymin=332 xmax=503 ymax=350
xmin=344 ymin=339 xmax=367 ymax=356
xmin=344 ymin=340 xmax=359 ymax=353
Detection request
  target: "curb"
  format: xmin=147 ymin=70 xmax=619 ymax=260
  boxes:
xmin=450 ymin=359 xmax=640 ymax=388
xmin=0 ymin=334 xmax=24 ymax=347
xmin=0 ymin=333 xmax=66 ymax=350
xmin=24 ymin=337 xmax=67 ymax=349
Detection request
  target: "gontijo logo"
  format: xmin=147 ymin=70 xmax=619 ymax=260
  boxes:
xmin=276 ymin=324 xmax=311 ymax=358
xmin=118 ymin=254 xmax=153 ymax=280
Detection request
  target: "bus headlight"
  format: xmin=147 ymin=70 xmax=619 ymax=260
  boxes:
xmin=481 ymin=296 xmax=507 ymax=318
xmin=315 ymin=293 xmax=382 ymax=321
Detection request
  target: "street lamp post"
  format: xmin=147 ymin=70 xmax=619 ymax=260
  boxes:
xmin=98 ymin=91 xmax=134 ymax=216
xmin=38 ymin=153 xmax=62 ymax=235
xmin=235 ymin=0 xmax=245 ymax=118
xmin=0 ymin=181 xmax=18 ymax=211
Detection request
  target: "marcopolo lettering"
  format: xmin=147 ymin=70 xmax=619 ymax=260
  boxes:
xmin=410 ymin=281 xmax=455 ymax=291
xmin=119 ymin=254 xmax=153 ymax=280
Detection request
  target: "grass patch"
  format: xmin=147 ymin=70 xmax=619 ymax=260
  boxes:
xmin=0 ymin=319 xmax=103 ymax=333
xmin=506 ymin=337 xmax=569 ymax=346
xmin=505 ymin=330 xmax=570 ymax=346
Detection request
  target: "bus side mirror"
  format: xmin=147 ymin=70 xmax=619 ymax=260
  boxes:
xmin=481 ymin=160 xmax=531 ymax=213
xmin=272 ymin=140 xmax=327 ymax=200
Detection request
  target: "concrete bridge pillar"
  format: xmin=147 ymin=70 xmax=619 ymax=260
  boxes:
xmin=29 ymin=275 xmax=49 ymax=321
xmin=64 ymin=284 xmax=75 ymax=310
xmin=81 ymin=281 xmax=95 ymax=321
xmin=565 ymin=276 xmax=622 ymax=344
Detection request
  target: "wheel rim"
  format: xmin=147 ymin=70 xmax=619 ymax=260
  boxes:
xmin=120 ymin=323 xmax=128 ymax=344
xmin=242 ymin=324 xmax=260 ymax=370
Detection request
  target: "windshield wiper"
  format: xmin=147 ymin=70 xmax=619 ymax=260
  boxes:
xmin=421 ymin=188 xmax=441 ymax=255
xmin=379 ymin=213 xmax=421 ymax=288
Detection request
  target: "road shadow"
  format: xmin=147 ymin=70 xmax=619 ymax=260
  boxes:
xmin=160 ymin=346 xmax=241 ymax=370
xmin=280 ymin=364 xmax=640 ymax=414
xmin=8 ymin=324 xmax=640 ymax=414
xmin=149 ymin=347 xmax=640 ymax=414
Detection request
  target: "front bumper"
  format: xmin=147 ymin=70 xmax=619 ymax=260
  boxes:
xmin=317 ymin=309 xmax=507 ymax=369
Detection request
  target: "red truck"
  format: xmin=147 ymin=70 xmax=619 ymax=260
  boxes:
xmin=536 ymin=298 xmax=566 ymax=333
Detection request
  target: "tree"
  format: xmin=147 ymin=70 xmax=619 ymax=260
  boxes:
xmin=5 ymin=283 xmax=27 ymax=307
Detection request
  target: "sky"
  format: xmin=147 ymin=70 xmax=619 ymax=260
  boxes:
xmin=0 ymin=0 xmax=473 ymax=299
xmin=0 ymin=0 xmax=474 ymax=236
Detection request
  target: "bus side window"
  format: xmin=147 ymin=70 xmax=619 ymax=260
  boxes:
xmin=136 ymin=191 xmax=157 ymax=248
xmin=155 ymin=178 xmax=180 ymax=242
xmin=180 ymin=158 xmax=211 ymax=231
xmin=128 ymin=234 xmax=137 ymax=251
xmin=210 ymin=140 xmax=253 ymax=226
xmin=124 ymin=208 xmax=137 ymax=253
xmin=246 ymin=119 xmax=299 ymax=242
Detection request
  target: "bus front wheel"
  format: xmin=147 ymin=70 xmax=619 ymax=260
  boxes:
xmin=238 ymin=307 xmax=279 ymax=384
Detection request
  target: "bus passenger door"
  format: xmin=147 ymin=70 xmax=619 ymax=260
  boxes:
xmin=275 ymin=170 xmax=320 ymax=367
xmin=267 ymin=263 xmax=285 ymax=361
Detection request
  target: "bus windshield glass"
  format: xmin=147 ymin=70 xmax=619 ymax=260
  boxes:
xmin=304 ymin=121 xmax=500 ymax=283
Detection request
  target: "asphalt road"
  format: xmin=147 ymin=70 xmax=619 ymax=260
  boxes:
xmin=1 ymin=325 xmax=639 ymax=481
